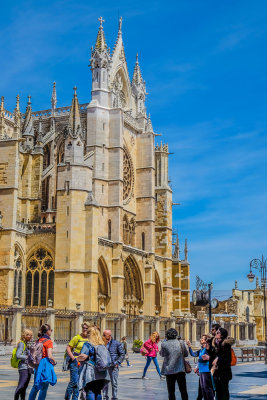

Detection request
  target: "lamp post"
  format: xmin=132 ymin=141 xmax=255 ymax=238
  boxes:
xmin=247 ymin=255 xmax=267 ymax=364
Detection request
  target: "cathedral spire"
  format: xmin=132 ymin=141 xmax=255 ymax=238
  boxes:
xmin=131 ymin=53 xmax=146 ymax=116
xmin=146 ymin=113 xmax=153 ymax=133
xmin=112 ymin=16 xmax=124 ymax=56
xmin=67 ymin=87 xmax=82 ymax=138
xmin=13 ymin=95 xmax=21 ymax=137
xmin=94 ymin=17 xmax=107 ymax=52
xmin=22 ymin=96 xmax=34 ymax=137
xmin=132 ymin=53 xmax=143 ymax=85
xmin=34 ymin=117 xmax=43 ymax=154
xmin=90 ymin=17 xmax=110 ymax=103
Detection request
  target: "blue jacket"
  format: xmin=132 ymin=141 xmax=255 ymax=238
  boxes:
xmin=107 ymin=339 xmax=125 ymax=365
xmin=189 ymin=347 xmax=210 ymax=373
xmin=35 ymin=358 xmax=57 ymax=389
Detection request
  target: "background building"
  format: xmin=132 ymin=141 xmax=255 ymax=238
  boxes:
xmin=0 ymin=18 xmax=191 ymax=344
xmin=190 ymin=279 xmax=267 ymax=346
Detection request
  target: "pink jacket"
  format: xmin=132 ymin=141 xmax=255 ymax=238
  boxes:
xmin=144 ymin=339 xmax=159 ymax=357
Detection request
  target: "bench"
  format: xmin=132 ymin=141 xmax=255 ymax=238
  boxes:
xmin=237 ymin=347 xmax=266 ymax=362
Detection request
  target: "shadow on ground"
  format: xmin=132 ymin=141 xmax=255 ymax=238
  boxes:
xmin=234 ymin=370 xmax=267 ymax=379
xmin=231 ymin=396 xmax=267 ymax=400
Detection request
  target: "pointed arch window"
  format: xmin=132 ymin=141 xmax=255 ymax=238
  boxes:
xmin=25 ymin=248 xmax=54 ymax=307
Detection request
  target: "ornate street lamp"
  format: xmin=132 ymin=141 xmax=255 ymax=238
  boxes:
xmin=247 ymin=255 xmax=267 ymax=364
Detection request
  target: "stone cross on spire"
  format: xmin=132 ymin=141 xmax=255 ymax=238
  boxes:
xmin=98 ymin=16 xmax=105 ymax=28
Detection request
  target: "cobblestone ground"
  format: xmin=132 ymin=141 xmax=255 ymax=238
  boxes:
xmin=0 ymin=351 xmax=266 ymax=399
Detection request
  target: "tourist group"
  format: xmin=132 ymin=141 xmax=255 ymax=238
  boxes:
xmin=12 ymin=321 xmax=235 ymax=400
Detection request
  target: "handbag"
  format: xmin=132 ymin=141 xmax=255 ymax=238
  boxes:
xmin=178 ymin=339 xmax=192 ymax=374
xmin=140 ymin=346 xmax=148 ymax=356
xmin=184 ymin=359 xmax=192 ymax=374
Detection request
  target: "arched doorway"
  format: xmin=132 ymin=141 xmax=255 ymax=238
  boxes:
xmin=123 ymin=255 xmax=143 ymax=315
xmin=155 ymin=270 xmax=162 ymax=314
xmin=98 ymin=257 xmax=111 ymax=312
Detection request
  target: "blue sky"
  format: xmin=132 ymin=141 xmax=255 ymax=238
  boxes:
xmin=1 ymin=0 xmax=267 ymax=298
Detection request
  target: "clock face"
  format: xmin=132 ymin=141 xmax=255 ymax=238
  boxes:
xmin=211 ymin=298 xmax=218 ymax=309
xmin=192 ymin=290 xmax=197 ymax=305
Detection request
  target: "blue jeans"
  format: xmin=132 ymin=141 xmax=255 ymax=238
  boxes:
xmin=86 ymin=392 xmax=102 ymax=400
xmin=65 ymin=359 xmax=79 ymax=400
xmin=28 ymin=377 xmax=49 ymax=400
xmin=143 ymin=356 xmax=161 ymax=377
xmin=102 ymin=366 xmax=119 ymax=400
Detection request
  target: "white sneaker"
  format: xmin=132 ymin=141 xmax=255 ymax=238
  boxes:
xmin=160 ymin=375 xmax=166 ymax=380
xmin=127 ymin=365 xmax=133 ymax=367
xmin=142 ymin=376 xmax=149 ymax=380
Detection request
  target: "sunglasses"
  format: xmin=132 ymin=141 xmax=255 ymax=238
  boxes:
xmin=82 ymin=326 xmax=88 ymax=330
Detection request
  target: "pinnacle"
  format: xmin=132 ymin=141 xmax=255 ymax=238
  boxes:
xmin=132 ymin=53 xmax=143 ymax=85
xmin=16 ymin=95 xmax=20 ymax=111
xmin=68 ymin=87 xmax=82 ymax=135
xmin=94 ymin=17 xmax=108 ymax=52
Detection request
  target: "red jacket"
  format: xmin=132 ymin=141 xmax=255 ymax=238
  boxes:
xmin=144 ymin=339 xmax=159 ymax=357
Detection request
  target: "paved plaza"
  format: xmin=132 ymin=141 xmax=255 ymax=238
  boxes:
xmin=0 ymin=351 xmax=266 ymax=399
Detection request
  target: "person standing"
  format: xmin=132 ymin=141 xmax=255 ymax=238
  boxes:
xmin=120 ymin=337 xmax=132 ymax=367
xmin=77 ymin=326 xmax=110 ymax=400
xmin=160 ymin=328 xmax=189 ymax=400
xmin=65 ymin=321 xmax=90 ymax=400
xmin=187 ymin=335 xmax=214 ymax=400
xmin=28 ymin=324 xmax=57 ymax=400
xmin=102 ymin=329 xmax=125 ymax=400
xmin=212 ymin=327 xmax=234 ymax=400
xmin=14 ymin=329 xmax=33 ymax=400
xmin=142 ymin=331 xmax=164 ymax=380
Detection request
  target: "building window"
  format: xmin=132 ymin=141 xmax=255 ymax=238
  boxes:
xmin=142 ymin=232 xmax=145 ymax=251
xmin=25 ymin=248 xmax=54 ymax=307
xmin=43 ymin=144 xmax=51 ymax=170
xmin=108 ymin=220 xmax=112 ymax=240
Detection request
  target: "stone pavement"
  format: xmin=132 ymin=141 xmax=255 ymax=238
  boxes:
xmin=0 ymin=351 xmax=266 ymax=399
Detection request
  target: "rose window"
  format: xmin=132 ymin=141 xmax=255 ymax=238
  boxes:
xmin=123 ymin=148 xmax=134 ymax=203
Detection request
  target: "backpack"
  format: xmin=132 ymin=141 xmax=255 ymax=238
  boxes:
xmin=28 ymin=339 xmax=48 ymax=368
xmin=231 ymin=348 xmax=237 ymax=366
xmin=11 ymin=341 xmax=26 ymax=368
xmin=94 ymin=344 xmax=112 ymax=371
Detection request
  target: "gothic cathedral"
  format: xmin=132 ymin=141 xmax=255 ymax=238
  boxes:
xmin=0 ymin=18 xmax=190 ymax=342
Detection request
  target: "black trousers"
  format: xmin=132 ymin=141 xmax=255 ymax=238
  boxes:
xmin=197 ymin=378 xmax=203 ymax=400
xmin=166 ymin=372 xmax=188 ymax=400
xmin=215 ymin=376 xmax=230 ymax=400
xmin=199 ymin=373 xmax=214 ymax=400
xmin=14 ymin=369 xmax=32 ymax=400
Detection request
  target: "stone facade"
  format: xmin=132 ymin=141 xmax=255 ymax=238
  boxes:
xmin=0 ymin=18 xmax=190 ymax=343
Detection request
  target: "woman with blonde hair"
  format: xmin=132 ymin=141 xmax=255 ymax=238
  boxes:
xmin=142 ymin=331 xmax=164 ymax=380
xmin=77 ymin=326 xmax=110 ymax=400
xmin=14 ymin=329 xmax=33 ymax=400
